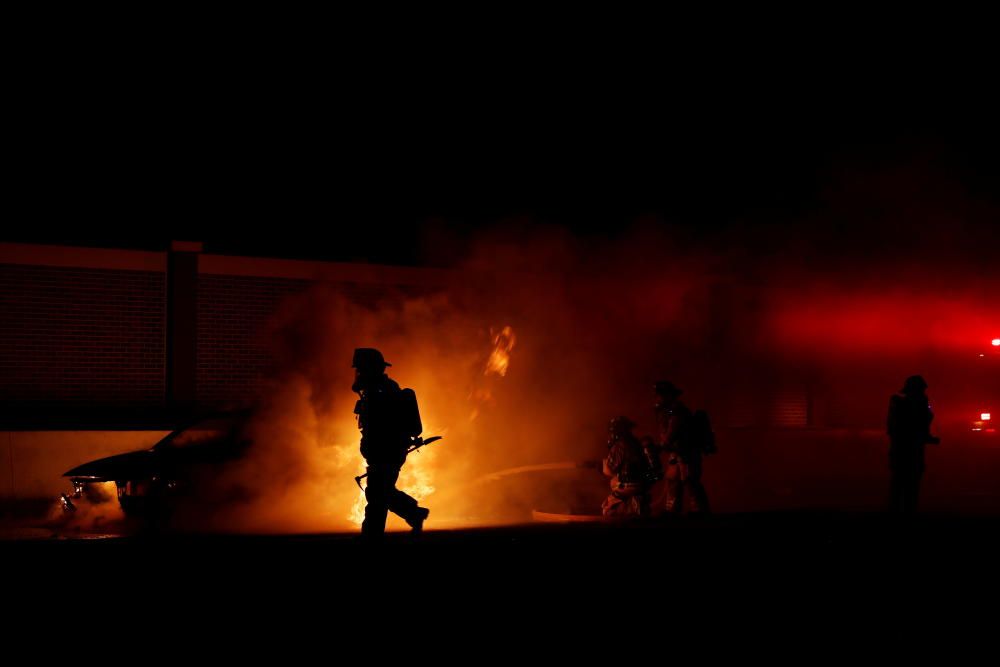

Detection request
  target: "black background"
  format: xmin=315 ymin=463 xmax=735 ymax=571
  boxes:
xmin=6 ymin=16 xmax=998 ymax=265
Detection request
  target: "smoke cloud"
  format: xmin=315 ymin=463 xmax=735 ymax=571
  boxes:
xmin=168 ymin=153 xmax=999 ymax=530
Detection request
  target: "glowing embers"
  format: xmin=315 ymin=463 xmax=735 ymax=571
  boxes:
xmin=485 ymin=326 xmax=516 ymax=377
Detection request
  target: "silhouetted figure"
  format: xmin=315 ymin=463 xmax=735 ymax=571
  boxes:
xmin=352 ymin=348 xmax=429 ymax=539
xmin=655 ymin=381 xmax=711 ymax=514
xmin=602 ymin=416 xmax=660 ymax=518
xmin=887 ymin=375 xmax=940 ymax=514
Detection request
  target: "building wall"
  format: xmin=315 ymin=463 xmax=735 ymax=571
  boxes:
xmin=0 ymin=243 xmax=454 ymax=417
xmin=194 ymin=255 xmax=451 ymax=407
xmin=196 ymin=273 xmax=312 ymax=405
xmin=0 ymin=253 xmax=167 ymax=408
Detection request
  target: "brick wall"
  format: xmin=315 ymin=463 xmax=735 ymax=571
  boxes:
xmin=0 ymin=263 xmax=166 ymax=406
xmin=196 ymin=275 xmax=412 ymax=405
xmin=0 ymin=243 xmax=456 ymax=419
xmin=196 ymin=274 xmax=311 ymax=405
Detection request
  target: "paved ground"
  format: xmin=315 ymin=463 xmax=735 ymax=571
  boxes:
xmin=4 ymin=511 xmax=999 ymax=654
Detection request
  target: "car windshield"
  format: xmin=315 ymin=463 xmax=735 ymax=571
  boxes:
xmin=165 ymin=417 xmax=240 ymax=448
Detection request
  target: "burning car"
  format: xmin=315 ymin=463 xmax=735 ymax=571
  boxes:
xmin=62 ymin=412 xmax=252 ymax=519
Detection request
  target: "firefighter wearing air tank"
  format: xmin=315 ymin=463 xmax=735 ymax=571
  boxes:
xmin=602 ymin=416 xmax=660 ymax=517
xmin=655 ymin=381 xmax=714 ymax=514
xmin=352 ymin=348 xmax=430 ymax=538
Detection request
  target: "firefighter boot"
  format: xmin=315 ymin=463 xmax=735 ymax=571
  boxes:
xmin=407 ymin=507 xmax=430 ymax=533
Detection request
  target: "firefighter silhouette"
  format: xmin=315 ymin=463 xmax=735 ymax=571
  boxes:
xmin=654 ymin=381 xmax=712 ymax=514
xmin=352 ymin=348 xmax=429 ymax=539
xmin=887 ymin=375 xmax=940 ymax=514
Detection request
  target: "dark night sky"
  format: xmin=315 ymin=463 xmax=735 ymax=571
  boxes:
xmin=6 ymin=24 xmax=998 ymax=266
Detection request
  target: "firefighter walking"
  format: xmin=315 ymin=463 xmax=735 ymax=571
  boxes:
xmin=351 ymin=347 xmax=430 ymax=539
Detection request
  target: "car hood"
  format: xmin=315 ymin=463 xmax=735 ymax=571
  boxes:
xmin=63 ymin=450 xmax=157 ymax=481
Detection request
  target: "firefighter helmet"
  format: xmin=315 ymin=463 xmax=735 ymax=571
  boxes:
xmin=352 ymin=348 xmax=392 ymax=370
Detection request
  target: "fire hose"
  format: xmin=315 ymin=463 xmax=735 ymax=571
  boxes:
xmin=354 ymin=436 xmax=443 ymax=490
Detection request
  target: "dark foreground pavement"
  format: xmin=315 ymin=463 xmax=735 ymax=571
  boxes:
xmin=4 ymin=512 xmax=1000 ymax=655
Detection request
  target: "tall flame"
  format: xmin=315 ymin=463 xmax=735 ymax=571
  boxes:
xmin=471 ymin=325 xmax=517 ymax=420
xmin=485 ymin=326 xmax=516 ymax=377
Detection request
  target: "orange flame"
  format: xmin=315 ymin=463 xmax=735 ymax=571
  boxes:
xmin=485 ymin=326 xmax=516 ymax=377
xmin=348 ymin=454 xmax=438 ymax=527
xmin=471 ymin=325 xmax=517 ymax=420
xmin=349 ymin=481 xmax=366 ymax=525
xmin=347 ymin=421 xmax=443 ymax=528
xmin=348 ymin=326 xmax=516 ymax=527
